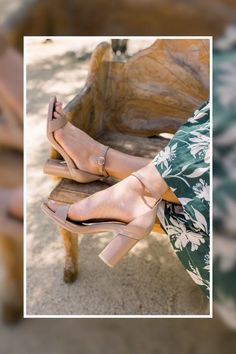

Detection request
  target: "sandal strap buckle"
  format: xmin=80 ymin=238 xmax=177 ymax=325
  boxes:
xmin=97 ymin=156 xmax=105 ymax=166
xmin=96 ymin=146 xmax=110 ymax=177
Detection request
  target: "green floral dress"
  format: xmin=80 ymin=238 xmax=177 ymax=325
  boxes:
xmin=153 ymin=101 xmax=210 ymax=298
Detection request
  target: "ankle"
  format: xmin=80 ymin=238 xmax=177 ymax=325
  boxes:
xmin=87 ymin=143 xmax=109 ymax=176
xmin=103 ymin=149 xmax=151 ymax=181
xmin=133 ymin=163 xmax=169 ymax=201
xmin=129 ymin=174 xmax=145 ymax=195
xmin=105 ymin=148 xmax=132 ymax=179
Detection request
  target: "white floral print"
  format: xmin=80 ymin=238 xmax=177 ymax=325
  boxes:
xmin=166 ymin=217 xmax=205 ymax=252
xmin=189 ymin=102 xmax=210 ymax=123
xmin=189 ymin=131 xmax=210 ymax=164
xmin=187 ymin=265 xmax=210 ymax=294
xmin=153 ymin=143 xmax=177 ymax=169
xmin=204 ymin=254 xmax=210 ymax=272
xmin=193 ymin=178 xmax=210 ymax=202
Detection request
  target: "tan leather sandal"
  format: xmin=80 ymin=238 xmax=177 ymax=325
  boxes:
xmin=44 ymin=96 xmax=110 ymax=183
xmin=41 ymin=171 xmax=161 ymax=267
xmin=0 ymin=188 xmax=23 ymax=239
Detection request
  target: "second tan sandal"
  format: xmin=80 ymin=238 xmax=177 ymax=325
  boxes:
xmin=41 ymin=171 xmax=160 ymax=267
xmin=44 ymin=96 xmax=110 ymax=183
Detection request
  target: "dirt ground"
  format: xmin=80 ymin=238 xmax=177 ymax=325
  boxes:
xmin=25 ymin=38 xmax=209 ymax=316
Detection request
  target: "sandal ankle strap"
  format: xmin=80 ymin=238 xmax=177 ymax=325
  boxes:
xmin=95 ymin=145 xmax=110 ymax=177
xmin=131 ymin=171 xmax=160 ymax=201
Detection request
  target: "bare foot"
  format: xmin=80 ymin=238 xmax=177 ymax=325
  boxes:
xmin=48 ymin=174 xmax=157 ymax=224
xmin=53 ymin=101 xmax=106 ymax=175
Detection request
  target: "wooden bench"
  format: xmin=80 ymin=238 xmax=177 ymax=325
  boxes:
xmin=47 ymin=39 xmax=209 ymax=283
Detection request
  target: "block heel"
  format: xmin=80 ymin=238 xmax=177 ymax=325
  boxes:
xmin=99 ymin=234 xmax=138 ymax=267
xmin=43 ymin=158 xmax=101 ymax=183
xmin=43 ymin=158 xmax=71 ymax=179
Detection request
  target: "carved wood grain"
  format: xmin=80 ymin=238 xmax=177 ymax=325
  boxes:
xmin=104 ymin=39 xmax=209 ymax=135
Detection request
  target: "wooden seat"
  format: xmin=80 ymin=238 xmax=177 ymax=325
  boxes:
xmin=47 ymin=39 xmax=209 ymax=282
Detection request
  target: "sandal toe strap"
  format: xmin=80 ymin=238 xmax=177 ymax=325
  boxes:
xmin=49 ymin=115 xmax=67 ymax=133
xmin=55 ymin=204 xmax=70 ymax=223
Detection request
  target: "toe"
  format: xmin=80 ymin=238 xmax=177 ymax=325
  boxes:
xmin=47 ymin=200 xmax=58 ymax=212
xmin=68 ymin=203 xmax=85 ymax=221
xmin=53 ymin=111 xmax=61 ymax=118
xmin=55 ymin=102 xmax=62 ymax=108
xmin=55 ymin=104 xmax=64 ymax=115
xmin=67 ymin=204 xmax=78 ymax=220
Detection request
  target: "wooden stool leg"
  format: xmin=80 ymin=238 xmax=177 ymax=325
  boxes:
xmin=59 ymin=227 xmax=79 ymax=283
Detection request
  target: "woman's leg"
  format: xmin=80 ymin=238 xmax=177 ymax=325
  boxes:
xmin=48 ymin=163 xmax=169 ymax=224
xmin=104 ymin=149 xmax=150 ymax=179
xmin=53 ymin=102 xmax=149 ymax=179
xmin=53 ymin=102 xmax=180 ymax=204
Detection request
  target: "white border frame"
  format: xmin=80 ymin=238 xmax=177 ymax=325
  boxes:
xmin=23 ymin=36 xmax=213 ymax=319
